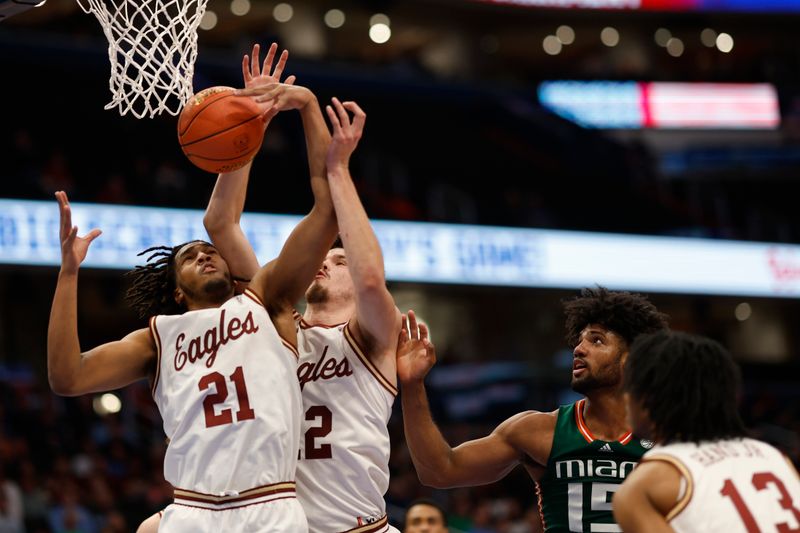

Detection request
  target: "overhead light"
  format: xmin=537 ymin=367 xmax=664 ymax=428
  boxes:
xmin=654 ymin=28 xmax=671 ymax=47
xmin=716 ymin=32 xmax=734 ymax=53
xmin=600 ymin=27 xmax=619 ymax=47
xmin=556 ymin=25 xmax=575 ymax=45
xmin=543 ymin=35 xmax=562 ymax=55
xmin=230 ymin=0 xmax=250 ymax=16
xmin=369 ymin=23 xmax=391 ymax=44
xmin=199 ymin=9 xmax=218 ymax=30
xmin=700 ymin=28 xmax=717 ymax=47
xmin=324 ymin=8 xmax=345 ymax=29
xmin=735 ymin=302 xmax=752 ymax=321
xmin=666 ymin=37 xmax=684 ymax=57
xmin=273 ymin=3 xmax=293 ymax=23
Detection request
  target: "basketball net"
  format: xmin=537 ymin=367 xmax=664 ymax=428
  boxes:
xmin=75 ymin=0 xmax=209 ymax=119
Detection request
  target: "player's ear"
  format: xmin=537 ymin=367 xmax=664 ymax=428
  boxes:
xmin=174 ymin=287 xmax=185 ymax=306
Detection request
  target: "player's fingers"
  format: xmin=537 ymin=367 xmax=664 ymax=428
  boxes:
xmin=398 ymin=325 xmax=409 ymax=347
xmin=242 ymin=54 xmax=252 ymax=83
xmin=343 ymin=102 xmax=366 ymax=134
xmin=252 ymin=43 xmax=263 ymax=77
xmin=285 ymin=75 xmax=297 ymax=86
xmin=331 ymin=97 xmax=350 ymax=128
xmin=343 ymin=101 xmax=365 ymax=117
xmin=419 ymin=322 xmax=430 ymax=342
xmin=253 ymin=85 xmax=284 ymax=103
xmin=423 ymin=339 xmax=436 ymax=362
xmin=408 ymin=310 xmax=419 ymax=339
xmin=84 ymin=229 xmax=102 ymax=244
xmin=325 ymin=105 xmax=343 ymax=134
xmin=272 ymin=49 xmax=289 ymax=80
xmin=261 ymin=42 xmax=278 ymax=77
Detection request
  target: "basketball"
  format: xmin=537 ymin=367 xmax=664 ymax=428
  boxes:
xmin=177 ymin=86 xmax=266 ymax=174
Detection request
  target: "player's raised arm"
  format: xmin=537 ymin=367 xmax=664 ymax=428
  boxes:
xmin=398 ymin=311 xmax=538 ymax=487
xmin=203 ymin=43 xmax=295 ymax=282
xmin=325 ymin=98 xmax=401 ymax=355
xmin=47 ymin=192 xmax=155 ymax=396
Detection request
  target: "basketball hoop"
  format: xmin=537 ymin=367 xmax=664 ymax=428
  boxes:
xmin=75 ymin=0 xmax=209 ymax=118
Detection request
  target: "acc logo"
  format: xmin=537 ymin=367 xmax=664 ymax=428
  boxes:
xmin=640 ymin=439 xmax=654 ymax=449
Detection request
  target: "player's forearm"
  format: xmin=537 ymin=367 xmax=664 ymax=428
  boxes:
xmin=401 ymin=380 xmax=459 ymax=488
xmin=47 ymin=271 xmax=85 ymax=395
xmin=328 ymin=167 xmax=386 ymax=291
xmin=299 ymin=96 xmax=334 ymax=215
xmin=203 ymin=163 xmax=252 ymax=233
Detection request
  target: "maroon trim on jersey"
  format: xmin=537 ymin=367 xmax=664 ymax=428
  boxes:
xmin=149 ymin=316 xmax=162 ymax=398
xmin=339 ymin=515 xmax=390 ymax=533
xmin=243 ymin=288 xmax=265 ymax=307
xmin=173 ymin=481 xmax=296 ymax=507
xmin=173 ymin=494 xmax=297 ymax=512
xmin=244 ymin=289 xmax=299 ymax=358
xmin=641 ymin=455 xmax=694 ymax=521
xmin=280 ymin=338 xmax=299 ymax=359
xmin=296 ymin=315 xmax=347 ymax=330
xmin=343 ymin=323 xmax=398 ymax=397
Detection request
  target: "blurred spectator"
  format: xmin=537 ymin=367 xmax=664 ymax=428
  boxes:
xmin=0 ymin=466 xmax=24 ymax=533
xmin=404 ymin=498 xmax=448 ymax=533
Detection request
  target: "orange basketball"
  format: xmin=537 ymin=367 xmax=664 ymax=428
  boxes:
xmin=177 ymin=86 xmax=266 ymax=174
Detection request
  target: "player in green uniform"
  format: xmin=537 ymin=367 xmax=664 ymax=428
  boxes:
xmin=397 ymin=287 xmax=668 ymax=533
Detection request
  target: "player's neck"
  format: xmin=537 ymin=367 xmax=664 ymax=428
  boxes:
xmin=581 ymin=391 xmax=630 ymax=442
xmin=184 ymin=292 xmax=231 ymax=312
xmin=303 ymin=301 xmax=354 ymax=326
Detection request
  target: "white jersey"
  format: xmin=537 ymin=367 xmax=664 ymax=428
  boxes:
xmin=294 ymin=314 xmax=397 ymax=533
xmin=643 ymin=437 xmax=800 ymax=533
xmin=150 ymin=289 xmax=303 ymax=504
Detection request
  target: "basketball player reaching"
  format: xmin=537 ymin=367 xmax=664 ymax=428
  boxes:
xmin=47 ymin=47 xmax=338 ymax=531
xmin=613 ymin=330 xmax=800 ymax=533
xmin=397 ymin=288 xmax=669 ymax=533
xmin=139 ymin=46 xmax=402 ymax=533
xmin=126 ymin=44 xmax=336 ymax=533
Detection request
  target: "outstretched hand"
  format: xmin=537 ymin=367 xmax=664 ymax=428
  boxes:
xmin=56 ymin=191 xmax=101 ymax=275
xmin=396 ymin=310 xmax=436 ymax=385
xmin=325 ymin=97 xmax=365 ymax=173
xmin=240 ymin=42 xmax=298 ymax=120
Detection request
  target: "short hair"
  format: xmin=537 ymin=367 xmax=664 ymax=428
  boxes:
xmin=563 ymin=286 xmax=669 ymax=348
xmin=624 ymin=330 xmax=747 ymax=444
xmin=330 ymin=235 xmax=343 ymax=250
xmin=124 ymin=241 xmax=204 ymax=318
xmin=405 ymin=498 xmax=447 ymax=525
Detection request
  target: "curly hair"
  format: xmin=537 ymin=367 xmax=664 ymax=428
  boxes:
xmin=625 ymin=330 xmax=747 ymax=444
xmin=124 ymin=242 xmax=202 ymax=319
xmin=563 ymin=286 xmax=669 ymax=348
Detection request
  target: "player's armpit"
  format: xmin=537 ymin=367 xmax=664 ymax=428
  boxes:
xmin=612 ymin=461 xmax=679 ymax=533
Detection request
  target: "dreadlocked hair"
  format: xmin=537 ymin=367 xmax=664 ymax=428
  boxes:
xmin=563 ymin=286 xmax=669 ymax=348
xmin=625 ymin=330 xmax=747 ymax=444
xmin=124 ymin=244 xmax=188 ymax=319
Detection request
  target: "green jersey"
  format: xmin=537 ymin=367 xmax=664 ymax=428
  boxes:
xmin=536 ymin=399 xmax=651 ymax=532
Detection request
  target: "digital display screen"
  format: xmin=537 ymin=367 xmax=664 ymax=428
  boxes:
xmin=481 ymin=0 xmax=800 ymax=12
xmin=537 ymin=81 xmax=780 ymax=129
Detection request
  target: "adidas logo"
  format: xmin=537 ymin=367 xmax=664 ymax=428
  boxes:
xmin=599 ymin=443 xmax=613 ymax=452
